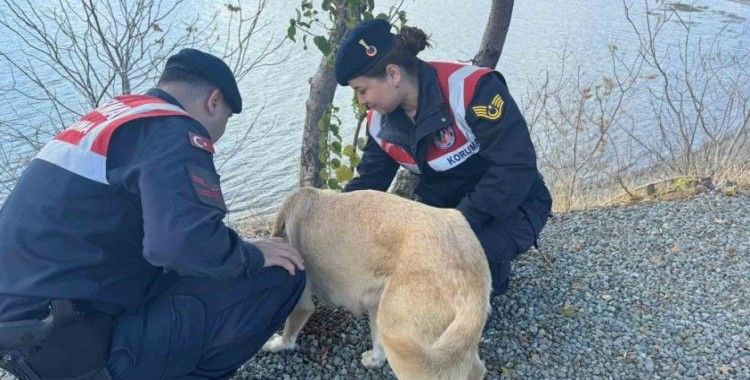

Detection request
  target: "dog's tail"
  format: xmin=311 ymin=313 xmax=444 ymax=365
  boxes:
xmin=428 ymin=277 xmax=490 ymax=364
xmin=381 ymin=271 xmax=489 ymax=379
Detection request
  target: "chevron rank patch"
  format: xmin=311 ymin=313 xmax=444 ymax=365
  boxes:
xmin=188 ymin=164 xmax=226 ymax=211
xmin=472 ymin=94 xmax=505 ymax=121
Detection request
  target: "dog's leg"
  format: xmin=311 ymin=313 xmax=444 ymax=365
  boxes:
xmin=262 ymin=282 xmax=314 ymax=352
xmin=360 ymin=306 xmax=387 ymax=368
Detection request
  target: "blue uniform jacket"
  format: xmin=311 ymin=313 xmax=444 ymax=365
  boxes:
xmin=0 ymin=89 xmax=264 ymax=322
xmin=344 ymin=61 xmax=552 ymax=257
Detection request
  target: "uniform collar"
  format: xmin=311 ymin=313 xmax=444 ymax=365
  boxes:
xmin=146 ymin=88 xmax=186 ymax=110
xmin=413 ymin=61 xmax=452 ymax=141
xmin=414 ymin=60 xmax=447 ymax=123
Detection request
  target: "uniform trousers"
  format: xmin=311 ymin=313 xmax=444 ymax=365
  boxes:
xmin=107 ymin=267 xmax=305 ymax=379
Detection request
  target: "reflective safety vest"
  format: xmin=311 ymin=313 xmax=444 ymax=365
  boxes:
xmin=36 ymin=95 xmax=191 ymax=184
xmin=367 ymin=61 xmax=493 ymax=174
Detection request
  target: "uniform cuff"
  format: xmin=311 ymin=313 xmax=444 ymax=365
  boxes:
xmin=243 ymin=241 xmax=265 ymax=275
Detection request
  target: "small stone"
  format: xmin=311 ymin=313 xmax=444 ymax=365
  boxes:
xmin=560 ymin=305 xmax=577 ymax=317
xmin=719 ymin=364 xmax=732 ymax=375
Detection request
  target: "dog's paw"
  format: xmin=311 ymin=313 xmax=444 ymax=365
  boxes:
xmin=261 ymin=333 xmax=296 ymax=353
xmin=360 ymin=349 xmax=386 ymax=368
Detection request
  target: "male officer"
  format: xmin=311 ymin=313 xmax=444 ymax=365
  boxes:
xmin=0 ymin=49 xmax=305 ymax=379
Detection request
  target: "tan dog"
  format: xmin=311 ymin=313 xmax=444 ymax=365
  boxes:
xmin=262 ymin=188 xmax=491 ymax=379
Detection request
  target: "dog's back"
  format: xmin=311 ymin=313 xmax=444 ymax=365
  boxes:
xmin=273 ymin=188 xmax=490 ymax=379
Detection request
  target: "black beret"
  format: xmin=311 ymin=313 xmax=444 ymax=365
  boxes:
xmin=164 ymin=48 xmax=242 ymax=113
xmin=335 ymin=19 xmax=395 ymax=86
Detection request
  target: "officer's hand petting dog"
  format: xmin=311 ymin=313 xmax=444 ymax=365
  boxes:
xmin=252 ymin=237 xmax=305 ymax=275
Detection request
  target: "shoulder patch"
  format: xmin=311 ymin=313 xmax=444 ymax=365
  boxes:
xmin=187 ymin=164 xmax=226 ymax=211
xmin=189 ymin=131 xmax=215 ymax=153
xmin=472 ymin=94 xmax=505 ymax=121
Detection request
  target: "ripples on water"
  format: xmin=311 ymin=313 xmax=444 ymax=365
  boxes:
xmin=0 ymin=0 xmax=747 ymax=221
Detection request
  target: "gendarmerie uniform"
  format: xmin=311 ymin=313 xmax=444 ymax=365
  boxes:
xmin=0 ymin=48 xmax=305 ymax=379
xmin=336 ymin=19 xmax=552 ymax=295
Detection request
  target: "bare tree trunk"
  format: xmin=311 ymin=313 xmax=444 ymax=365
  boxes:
xmin=299 ymin=6 xmax=351 ymax=188
xmin=392 ymin=0 xmax=514 ymax=198
xmin=472 ymin=0 xmax=514 ymax=68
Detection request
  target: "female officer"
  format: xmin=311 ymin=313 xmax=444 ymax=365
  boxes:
xmin=337 ymin=19 xmax=552 ymax=295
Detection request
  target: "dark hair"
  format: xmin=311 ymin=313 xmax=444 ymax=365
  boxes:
xmin=361 ymin=25 xmax=431 ymax=79
xmin=157 ymin=67 xmax=216 ymax=90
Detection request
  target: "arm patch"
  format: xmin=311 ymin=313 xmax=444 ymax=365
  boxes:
xmin=189 ymin=132 xmax=215 ymax=153
xmin=471 ymin=94 xmax=505 ymax=121
xmin=187 ymin=164 xmax=226 ymax=211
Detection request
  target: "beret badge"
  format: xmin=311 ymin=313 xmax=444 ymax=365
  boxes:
xmin=358 ymin=39 xmax=378 ymax=57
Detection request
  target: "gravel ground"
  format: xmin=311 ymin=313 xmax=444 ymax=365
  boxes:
xmin=2 ymin=193 xmax=748 ymax=379
xmin=236 ymin=192 xmax=749 ymax=379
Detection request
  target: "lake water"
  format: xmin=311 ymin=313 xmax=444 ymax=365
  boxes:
xmin=0 ymin=0 xmax=748 ymax=221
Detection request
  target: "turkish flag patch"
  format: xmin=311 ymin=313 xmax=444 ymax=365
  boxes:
xmin=187 ymin=164 xmax=226 ymax=211
xmin=189 ymin=132 xmax=215 ymax=153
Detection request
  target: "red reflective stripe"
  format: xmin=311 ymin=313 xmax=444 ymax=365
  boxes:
xmin=369 ymin=62 xmax=492 ymax=168
xmin=56 ymin=130 xmax=86 ymax=145
xmin=90 ymin=109 xmax=188 ymax=155
xmin=366 ymin=110 xmax=417 ymax=165
xmin=425 ymin=61 xmax=473 ymax=162
xmin=382 ymin=141 xmax=417 ymax=164
xmin=365 ymin=110 xmax=373 ymax=133
xmin=463 ymin=68 xmax=493 ymax=108
xmin=430 ymin=61 xmax=463 ymax=108
xmin=55 ymin=111 xmax=108 ymax=145
xmin=114 ymin=94 xmax=171 ymax=108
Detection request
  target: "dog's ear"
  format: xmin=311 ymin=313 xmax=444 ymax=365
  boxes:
xmin=271 ymin=217 xmax=285 ymax=238
xmin=271 ymin=196 xmax=290 ymax=238
xmin=272 ymin=187 xmax=310 ymax=238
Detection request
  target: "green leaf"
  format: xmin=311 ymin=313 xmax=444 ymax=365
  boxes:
xmin=319 ymin=168 xmax=329 ymax=180
xmin=286 ymin=20 xmax=296 ymax=42
xmin=335 ymin=166 xmax=354 ymax=181
xmin=318 ymin=150 xmax=327 ymax=163
xmin=331 ymin=158 xmax=341 ymax=168
xmin=342 ymin=145 xmax=354 ymax=157
xmin=313 ymin=36 xmax=331 ymax=56
xmin=322 ymin=0 xmax=331 ymax=11
xmin=317 ymin=113 xmax=330 ymax=131
xmin=330 ymin=124 xmax=339 ymax=136
xmin=331 ymin=141 xmax=342 ymax=155
xmin=327 ymin=178 xmax=340 ymax=189
xmin=349 ymin=152 xmax=361 ymax=167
